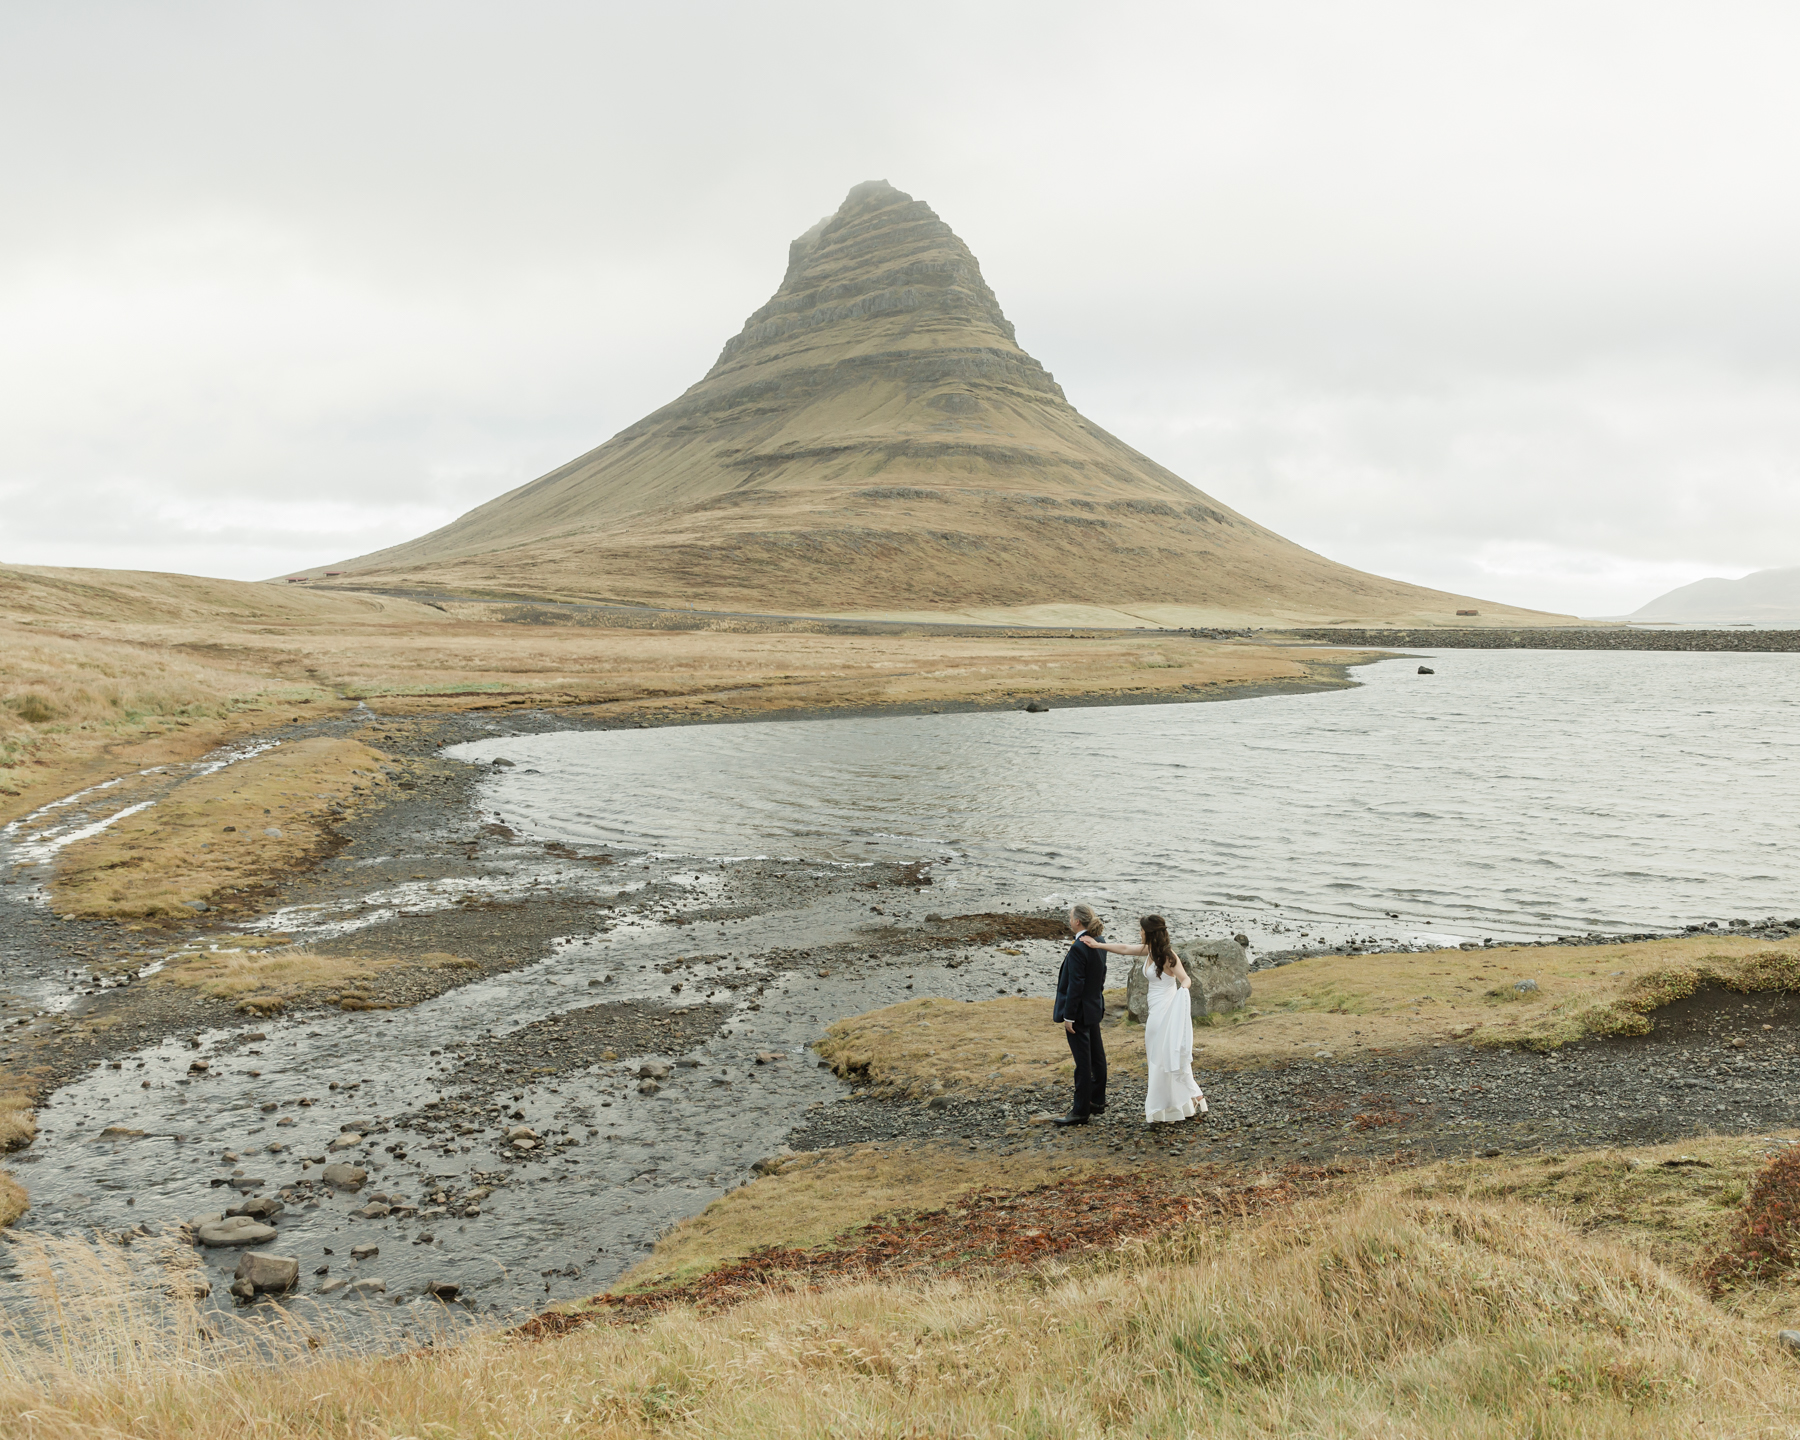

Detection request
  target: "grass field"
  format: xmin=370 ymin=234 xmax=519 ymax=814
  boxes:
xmin=5 ymin=1139 xmax=1800 ymax=1437
xmin=818 ymin=938 xmax=1799 ymax=1096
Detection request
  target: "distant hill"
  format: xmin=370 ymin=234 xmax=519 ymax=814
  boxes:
xmin=316 ymin=181 xmax=1564 ymax=628
xmin=1630 ymin=567 xmax=1800 ymax=626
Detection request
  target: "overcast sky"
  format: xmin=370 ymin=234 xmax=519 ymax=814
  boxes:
xmin=3 ymin=1 xmax=1796 ymax=616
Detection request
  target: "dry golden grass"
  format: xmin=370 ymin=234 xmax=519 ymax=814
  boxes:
xmin=49 ymin=736 xmax=389 ymax=920
xmin=1400 ymin=1133 xmax=1800 ymax=1309
xmin=823 ymin=940 xmax=1796 ymax=1098
xmin=0 ymin=1172 xmax=25 ymax=1229
xmin=0 ymin=1088 xmax=32 ymax=1230
xmin=1196 ymin=936 xmax=1795 ymax=1067
xmin=150 ymin=941 xmax=474 ymax=1014
xmin=817 ymin=990 xmax=1130 ymax=1095
xmin=4 ymin=1166 xmax=1800 ymax=1436
xmin=0 ymin=1087 xmax=34 ymax=1153
xmin=615 ymin=1143 xmax=1118 ymax=1292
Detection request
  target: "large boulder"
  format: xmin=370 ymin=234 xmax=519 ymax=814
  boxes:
xmin=1126 ymin=939 xmax=1252 ymax=1025
xmin=233 ymin=1251 xmax=299 ymax=1294
xmin=197 ymin=1215 xmax=277 ymax=1247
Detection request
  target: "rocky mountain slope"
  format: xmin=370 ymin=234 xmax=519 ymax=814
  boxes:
xmin=320 ymin=181 xmax=1559 ymax=626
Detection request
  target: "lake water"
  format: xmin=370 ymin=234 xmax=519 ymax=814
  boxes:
xmin=462 ymin=649 xmax=1800 ymax=944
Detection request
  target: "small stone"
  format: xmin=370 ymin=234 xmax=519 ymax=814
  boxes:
xmin=513 ymin=1138 xmax=537 ymax=1150
xmin=350 ymin=1243 xmax=379 ymax=1260
xmin=426 ymin=1281 xmax=460 ymax=1302
xmin=99 ymin=1126 xmax=146 ymax=1139
xmin=233 ymin=1251 xmax=299 ymax=1293
xmin=224 ymin=1196 xmax=284 ymax=1220
xmin=196 ymin=1216 xmax=278 ymax=1247
xmin=750 ymin=1155 xmax=788 ymax=1175
xmin=1417 ymin=666 xmax=1435 ymax=675
xmin=330 ymin=1133 xmax=362 ymax=1150
xmin=637 ymin=1079 xmax=661 ymax=1095
xmin=1781 ymin=1330 xmax=1800 ymax=1355
xmin=349 ymin=1278 xmax=386 ymax=1295
xmin=504 ymin=1125 xmax=538 ymax=1142
xmin=1481 ymin=1148 xmax=1503 ymax=1159
xmin=755 ymin=1051 xmax=786 ymax=1065
xmin=352 ymin=1203 xmax=392 ymax=1219
xmin=926 ymin=1095 xmax=952 ymax=1111
xmin=320 ymin=1163 xmax=368 ymax=1190
xmin=319 ymin=1278 xmax=348 ymax=1295
xmin=1023 ymin=701 xmax=1049 ymax=713
xmin=263 ymin=828 xmax=283 ymax=838
xmin=243 ymin=1032 xmax=267 ymax=1042
xmin=636 ymin=1062 xmax=671 ymax=1080
xmin=1514 ymin=979 xmax=1539 ymax=994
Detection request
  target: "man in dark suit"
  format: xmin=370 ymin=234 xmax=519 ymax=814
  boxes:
xmin=1052 ymin=903 xmax=1108 ymax=1125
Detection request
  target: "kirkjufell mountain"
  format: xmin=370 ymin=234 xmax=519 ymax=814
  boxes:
xmin=321 ymin=181 xmax=1558 ymax=625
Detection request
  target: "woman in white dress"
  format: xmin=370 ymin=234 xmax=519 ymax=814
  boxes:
xmin=1080 ymin=915 xmax=1208 ymax=1123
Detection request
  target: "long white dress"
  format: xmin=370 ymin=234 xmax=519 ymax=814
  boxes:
xmin=1144 ymin=959 xmax=1207 ymax=1123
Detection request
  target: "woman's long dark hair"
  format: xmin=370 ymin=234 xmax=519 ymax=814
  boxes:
xmin=1142 ymin=914 xmax=1178 ymax=976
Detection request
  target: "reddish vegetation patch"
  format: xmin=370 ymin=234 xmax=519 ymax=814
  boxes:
xmin=937 ymin=912 xmax=1069 ymax=946
xmin=1703 ymin=1147 xmax=1800 ymax=1294
xmin=510 ymin=1164 xmax=1336 ymax=1340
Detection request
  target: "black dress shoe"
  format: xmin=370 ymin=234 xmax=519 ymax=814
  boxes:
xmin=1051 ymin=1113 xmax=1090 ymax=1127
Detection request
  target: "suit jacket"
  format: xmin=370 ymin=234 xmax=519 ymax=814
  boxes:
xmin=1053 ymin=931 xmax=1107 ymax=1026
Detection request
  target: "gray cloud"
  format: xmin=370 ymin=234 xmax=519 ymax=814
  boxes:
xmin=3 ymin=0 xmax=1795 ymax=613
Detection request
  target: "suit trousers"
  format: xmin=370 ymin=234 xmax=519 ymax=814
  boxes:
xmin=1064 ymin=1017 xmax=1108 ymax=1116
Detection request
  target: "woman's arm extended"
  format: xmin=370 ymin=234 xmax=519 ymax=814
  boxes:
xmin=1078 ymin=937 xmax=1148 ymax=955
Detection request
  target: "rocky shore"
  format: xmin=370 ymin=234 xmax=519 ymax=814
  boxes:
xmin=1282 ymin=626 xmax=1800 ymax=652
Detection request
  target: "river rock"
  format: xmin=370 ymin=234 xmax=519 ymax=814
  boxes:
xmin=351 ymin=1243 xmax=379 ymax=1260
xmin=233 ymin=1251 xmax=299 ymax=1293
xmin=350 ymin=1278 xmax=386 ymax=1295
xmin=426 ymin=1280 xmax=460 ymax=1301
xmin=330 ymin=1133 xmax=362 ymax=1150
xmin=1780 ymin=1330 xmax=1800 ymax=1355
xmin=320 ymin=1163 xmax=367 ymax=1190
xmin=1023 ymin=701 xmax=1049 ymax=713
xmin=197 ymin=1216 xmax=278 ymax=1247
xmin=637 ymin=1079 xmax=661 ymax=1095
xmin=319 ymin=1278 xmax=348 ymax=1295
xmin=504 ymin=1125 xmax=538 ymax=1142
xmin=225 ymin=1196 xmax=284 ymax=1220
xmin=99 ymin=1126 xmax=146 ymax=1139
xmin=637 ymin=1062 xmax=672 ymax=1080
xmin=352 ymin=1202 xmax=391 ymax=1219
xmin=1125 ymin=938 xmax=1252 ymax=1023
xmin=1417 ymin=666 xmax=1435 ymax=675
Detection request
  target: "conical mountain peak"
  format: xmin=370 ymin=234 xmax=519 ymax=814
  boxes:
xmin=709 ymin=180 xmax=1030 ymax=384
xmin=321 ymin=184 xmax=1554 ymax=626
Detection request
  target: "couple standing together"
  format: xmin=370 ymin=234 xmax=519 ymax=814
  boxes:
xmin=1050 ymin=903 xmax=1209 ymax=1127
